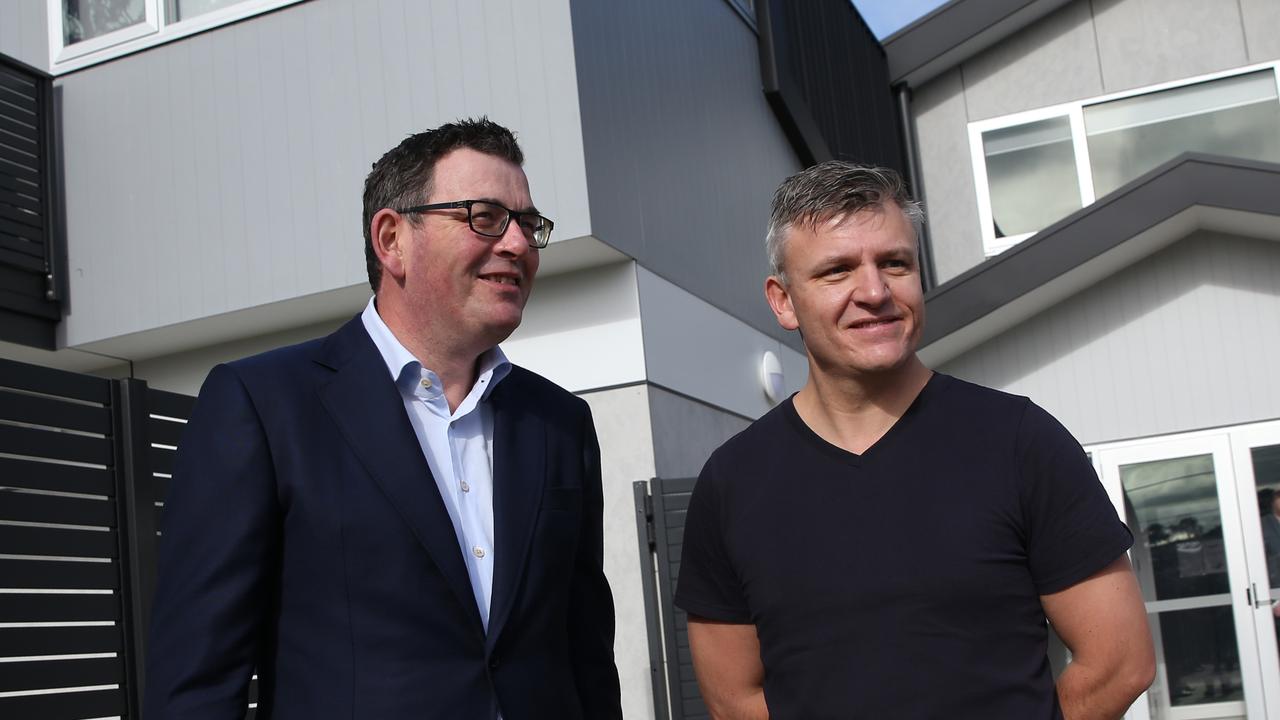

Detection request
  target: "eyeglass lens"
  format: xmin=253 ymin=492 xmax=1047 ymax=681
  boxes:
xmin=469 ymin=201 xmax=550 ymax=246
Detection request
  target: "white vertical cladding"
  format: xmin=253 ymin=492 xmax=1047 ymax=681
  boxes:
xmin=578 ymin=385 xmax=657 ymax=720
xmin=636 ymin=267 xmax=807 ymax=421
xmin=500 ymin=261 xmax=646 ymax=394
xmin=0 ymin=0 xmax=49 ymax=70
xmin=938 ymin=232 xmax=1280 ymax=446
xmin=55 ymin=0 xmax=590 ymax=349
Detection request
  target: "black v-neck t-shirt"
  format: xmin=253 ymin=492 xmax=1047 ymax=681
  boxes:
xmin=674 ymin=373 xmax=1132 ymax=719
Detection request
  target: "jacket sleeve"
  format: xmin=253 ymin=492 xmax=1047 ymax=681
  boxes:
xmin=144 ymin=364 xmax=281 ymax=719
xmin=568 ymin=404 xmax=623 ymax=719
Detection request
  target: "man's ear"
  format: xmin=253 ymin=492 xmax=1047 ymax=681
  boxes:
xmin=765 ymin=275 xmax=799 ymax=331
xmin=370 ymin=208 xmax=408 ymax=282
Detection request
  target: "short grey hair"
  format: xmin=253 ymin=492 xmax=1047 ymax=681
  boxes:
xmin=765 ymin=162 xmax=924 ymax=283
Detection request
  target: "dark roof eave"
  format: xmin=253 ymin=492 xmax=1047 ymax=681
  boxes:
xmin=920 ymin=154 xmax=1280 ymax=358
xmin=884 ymin=0 xmax=1075 ymax=88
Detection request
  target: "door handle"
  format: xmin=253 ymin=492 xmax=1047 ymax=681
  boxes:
xmin=1250 ymin=582 xmax=1270 ymax=609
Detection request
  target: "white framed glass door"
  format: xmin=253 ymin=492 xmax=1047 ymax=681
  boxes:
xmin=1092 ymin=420 xmax=1280 ymax=720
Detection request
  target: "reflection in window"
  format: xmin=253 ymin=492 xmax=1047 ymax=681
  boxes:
xmin=1122 ymin=454 xmax=1226 ymax=600
xmin=172 ymin=0 xmax=246 ymax=22
xmin=63 ymin=0 xmax=145 ymax=45
xmin=1154 ymin=606 xmax=1243 ymax=707
xmin=1085 ymin=70 xmax=1280 ymax=197
xmin=981 ymin=116 xmax=1082 ymax=238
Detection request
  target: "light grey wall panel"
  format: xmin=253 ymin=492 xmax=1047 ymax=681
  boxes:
xmin=570 ymin=0 xmax=801 ymax=348
xmin=939 ymin=232 xmax=1280 ymax=445
xmin=913 ymin=67 xmax=985 ymax=284
xmin=961 ymin=0 xmax=1103 ymax=121
xmin=0 ymin=0 xmax=49 ymax=71
xmin=55 ymin=0 xmax=590 ymax=347
xmin=1092 ymin=0 xmax=1248 ymax=93
xmin=1241 ymin=0 xmax=1280 ymax=65
xmin=648 ymin=385 xmax=751 ymax=480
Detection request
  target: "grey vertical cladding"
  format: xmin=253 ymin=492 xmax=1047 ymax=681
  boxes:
xmin=54 ymin=0 xmax=589 ymax=348
xmin=939 ymin=232 xmax=1280 ymax=446
xmin=0 ymin=0 xmax=49 ymax=71
xmin=569 ymin=0 xmax=801 ymax=348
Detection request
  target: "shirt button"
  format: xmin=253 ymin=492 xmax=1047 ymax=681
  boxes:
xmin=420 ymin=377 xmax=431 ymax=388
xmin=472 ymin=546 xmax=486 ymax=559
xmin=461 ymin=481 xmax=470 ymax=493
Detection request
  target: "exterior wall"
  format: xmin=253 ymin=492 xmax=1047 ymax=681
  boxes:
xmin=912 ymin=0 xmax=1280 ymax=283
xmin=570 ymin=0 xmax=802 ymax=350
xmin=579 ymin=384 xmax=658 ymax=720
xmin=636 ymin=267 xmax=808 ymax=422
xmin=53 ymin=0 xmax=591 ymax=349
xmin=648 ymin=385 xmax=752 ymax=480
xmin=0 ymin=0 xmax=49 ymax=71
xmin=939 ymin=232 xmax=1280 ymax=446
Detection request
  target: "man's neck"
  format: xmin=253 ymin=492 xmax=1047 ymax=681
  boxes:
xmin=792 ymin=357 xmax=933 ymax=455
xmin=377 ymin=299 xmax=488 ymax=413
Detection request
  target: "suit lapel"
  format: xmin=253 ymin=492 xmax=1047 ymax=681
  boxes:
xmin=315 ymin=318 xmax=483 ymax=632
xmin=486 ymin=376 xmax=546 ymax=648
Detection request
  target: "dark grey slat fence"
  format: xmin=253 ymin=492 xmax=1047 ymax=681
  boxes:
xmin=635 ymin=477 xmax=707 ymax=720
xmin=0 ymin=357 xmax=250 ymax=719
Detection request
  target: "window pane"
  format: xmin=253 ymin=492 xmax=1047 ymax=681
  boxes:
xmin=172 ymin=0 xmax=246 ymax=22
xmin=63 ymin=0 xmax=146 ymax=45
xmin=981 ymin=116 xmax=1082 ymax=239
xmin=1086 ymin=69 xmax=1280 ymax=197
xmin=1122 ymin=454 xmax=1227 ymax=600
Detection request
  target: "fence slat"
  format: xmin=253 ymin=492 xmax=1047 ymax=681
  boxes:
xmin=0 ymin=387 xmax=111 ymax=433
xmin=0 ymin=591 xmax=119 ymax=623
xmin=0 ymin=456 xmax=113 ymax=495
xmin=147 ymin=416 xmax=186 ymax=446
xmin=0 ymin=424 xmax=112 ymax=465
xmin=0 ymin=625 xmax=122 ymax=655
xmin=0 ymin=558 xmax=120 ymax=589
xmin=148 ymin=388 xmax=196 ymax=419
xmin=0 ymin=688 xmax=125 ymax=720
xmin=0 ymin=657 xmax=123 ymax=693
xmin=0 ymin=357 xmax=110 ymax=403
xmin=0 ymin=523 xmax=117 ymax=557
xmin=0 ymin=491 xmax=116 ymax=526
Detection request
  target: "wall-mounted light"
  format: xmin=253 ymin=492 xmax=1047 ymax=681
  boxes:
xmin=760 ymin=350 xmax=785 ymax=404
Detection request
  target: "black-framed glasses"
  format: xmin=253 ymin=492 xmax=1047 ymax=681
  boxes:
xmin=395 ymin=200 xmax=554 ymax=249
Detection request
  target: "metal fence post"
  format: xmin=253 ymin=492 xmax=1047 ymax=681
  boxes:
xmin=112 ymin=377 xmax=158 ymax=718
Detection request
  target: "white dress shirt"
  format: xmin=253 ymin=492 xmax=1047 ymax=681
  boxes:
xmin=361 ymin=297 xmax=510 ymax=631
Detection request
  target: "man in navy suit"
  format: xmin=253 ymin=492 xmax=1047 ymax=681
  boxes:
xmin=144 ymin=118 xmax=622 ymax=719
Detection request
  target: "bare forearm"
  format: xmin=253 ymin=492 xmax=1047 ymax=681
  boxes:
xmin=1056 ymin=659 xmax=1149 ymax=720
xmin=706 ymin=690 xmax=768 ymax=720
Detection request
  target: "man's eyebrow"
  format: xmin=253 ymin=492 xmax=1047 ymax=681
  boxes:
xmin=477 ymin=197 xmax=539 ymax=214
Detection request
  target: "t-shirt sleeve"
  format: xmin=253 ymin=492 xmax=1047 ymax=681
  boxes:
xmin=1016 ymin=401 xmax=1134 ymax=595
xmin=674 ymin=456 xmax=753 ymax=623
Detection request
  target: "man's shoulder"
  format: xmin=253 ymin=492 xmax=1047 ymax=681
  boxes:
xmin=500 ymin=364 xmax=589 ymax=415
xmin=703 ymin=399 xmax=794 ymax=470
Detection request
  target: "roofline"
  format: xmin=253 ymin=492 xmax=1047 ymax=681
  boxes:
xmin=919 ymin=154 xmax=1280 ymax=364
xmin=883 ymin=0 xmax=1076 ymax=88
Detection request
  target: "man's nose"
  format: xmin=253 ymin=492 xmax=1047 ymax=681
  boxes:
xmin=851 ymin=267 xmax=889 ymax=306
xmin=493 ymin=219 xmax=531 ymax=257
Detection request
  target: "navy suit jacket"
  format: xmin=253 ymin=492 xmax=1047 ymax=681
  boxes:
xmin=144 ymin=316 xmax=621 ymax=719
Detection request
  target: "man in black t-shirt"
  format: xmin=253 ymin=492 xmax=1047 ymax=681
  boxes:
xmin=674 ymin=162 xmax=1155 ymax=719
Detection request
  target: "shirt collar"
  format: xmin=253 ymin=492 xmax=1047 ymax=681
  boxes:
xmin=360 ymin=296 xmax=510 ymax=401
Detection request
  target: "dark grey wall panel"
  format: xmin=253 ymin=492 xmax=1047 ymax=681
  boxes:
xmin=570 ymin=0 xmax=801 ymax=346
xmin=648 ymin=385 xmax=751 ymax=480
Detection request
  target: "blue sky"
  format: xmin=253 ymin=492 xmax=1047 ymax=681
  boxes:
xmin=851 ymin=0 xmax=952 ymax=39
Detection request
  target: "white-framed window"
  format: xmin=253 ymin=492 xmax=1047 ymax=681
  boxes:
xmin=969 ymin=62 xmax=1280 ymax=257
xmin=49 ymin=0 xmax=306 ymax=74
